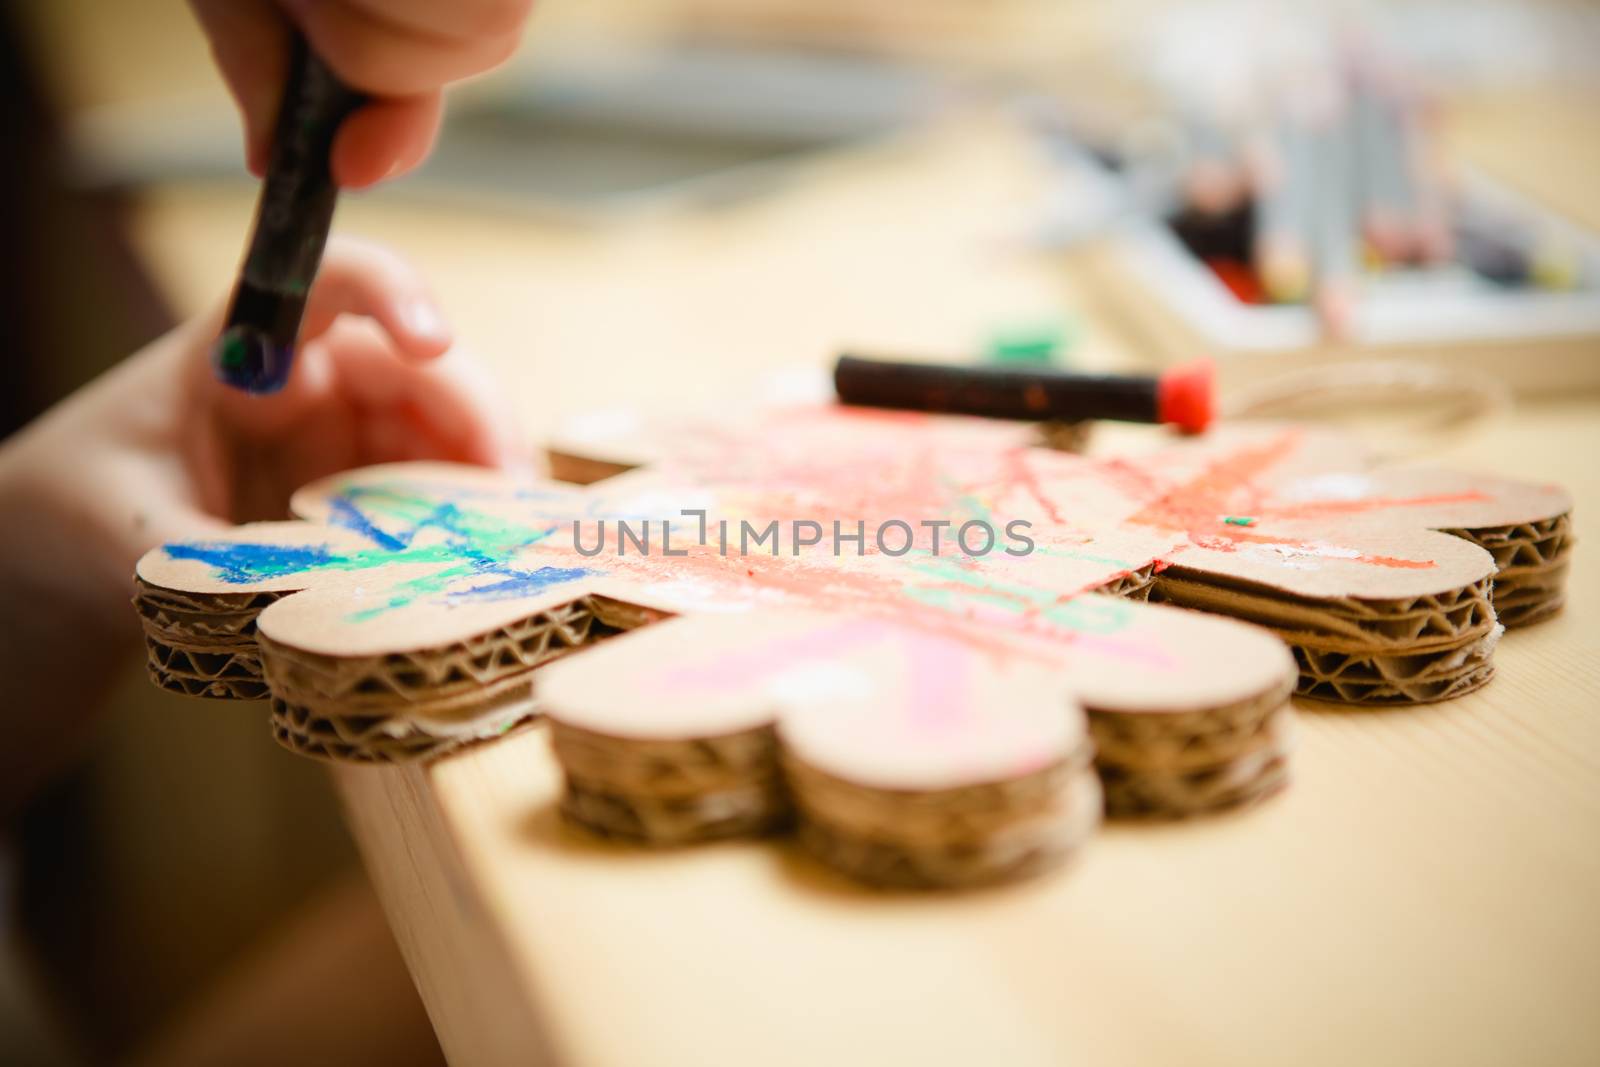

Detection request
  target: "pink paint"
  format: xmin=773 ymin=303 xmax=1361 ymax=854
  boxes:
xmin=1065 ymin=633 xmax=1183 ymax=671
xmin=536 ymin=418 xmax=1507 ymax=699
xmin=658 ymin=617 xmax=901 ymax=692
xmin=906 ymin=631 xmax=971 ymax=736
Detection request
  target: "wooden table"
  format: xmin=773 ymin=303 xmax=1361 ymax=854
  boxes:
xmin=131 ymin=106 xmax=1600 ymax=1067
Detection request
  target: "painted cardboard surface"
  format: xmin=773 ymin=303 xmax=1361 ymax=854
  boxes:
xmin=136 ymin=405 xmax=1571 ymax=732
xmin=538 ymin=609 xmax=1089 ymax=792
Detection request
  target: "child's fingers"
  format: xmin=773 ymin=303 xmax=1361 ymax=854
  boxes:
xmin=186 ymin=238 xmax=454 ymax=438
xmin=332 ymin=92 xmax=443 ymax=188
xmin=298 ymin=237 xmax=453 ymax=359
xmin=134 ymin=496 xmax=234 ymax=553
xmin=189 ymin=0 xmax=292 ymax=176
xmin=326 ymin=323 xmax=531 ymax=473
xmin=339 ymin=0 xmax=535 ymax=44
xmin=425 ymin=346 xmax=536 ymax=476
xmin=288 ymin=0 xmax=525 ymax=98
xmin=203 ymin=331 xmax=339 ymax=440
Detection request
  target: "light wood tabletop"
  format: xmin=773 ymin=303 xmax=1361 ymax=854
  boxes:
xmin=129 ymin=99 xmax=1600 ymax=1067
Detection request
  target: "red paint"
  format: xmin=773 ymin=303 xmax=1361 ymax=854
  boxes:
xmin=1265 ymin=491 xmax=1492 ymax=523
xmin=1124 ymin=433 xmax=1453 ymax=570
xmin=553 ymin=416 xmax=1502 ymax=670
xmin=999 ymin=447 xmax=1065 ymax=526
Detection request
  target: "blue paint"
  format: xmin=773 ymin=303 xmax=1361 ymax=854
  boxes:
xmin=162 ymin=488 xmax=595 ymax=623
xmin=445 ymin=565 xmax=594 ymax=604
xmin=165 ymin=542 xmax=338 ymax=584
xmin=329 ymin=496 xmax=408 ymax=551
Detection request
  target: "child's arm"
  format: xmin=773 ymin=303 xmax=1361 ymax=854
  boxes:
xmin=0 ymin=238 xmax=528 ymax=814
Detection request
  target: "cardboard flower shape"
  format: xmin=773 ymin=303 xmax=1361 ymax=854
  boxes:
xmin=135 ymin=407 xmax=1571 ymax=886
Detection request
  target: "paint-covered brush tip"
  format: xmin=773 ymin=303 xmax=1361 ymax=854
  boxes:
xmin=210 ymin=326 xmax=294 ymax=395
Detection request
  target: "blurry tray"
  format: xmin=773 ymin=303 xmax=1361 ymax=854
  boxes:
xmin=1095 ymin=170 xmax=1600 ymax=395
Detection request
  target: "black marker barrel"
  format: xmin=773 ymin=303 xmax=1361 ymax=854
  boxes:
xmin=834 ymin=354 xmax=1214 ymax=433
xmin=212 ymin=36 xmax=365 ymax=394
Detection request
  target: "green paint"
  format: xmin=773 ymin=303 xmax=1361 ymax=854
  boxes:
xmin=169 ymin=486 xmax=577 ymax=630
xmin=895 ymin=521 xmax=1137 ymax=573
xmin=1223 ymin=516 xmax=1256 ymax=527
xmin=344 ymin=563 xmax=478 ymax=623
xmin=952 ymin=494 xmax=993 ymax=526
xmin=984 ymin=316 xmax=1078 ymax=365
xmin=345 ymin=487 xmax=553 ymax=550
xmin=905 ymin=559 xmax=1135 ymax=635
xmin=1031 ymin=544 xmax=1139 ymax=569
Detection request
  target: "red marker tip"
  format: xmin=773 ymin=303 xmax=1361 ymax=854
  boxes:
xmin=1156 ymin=358 xmax=1215 ymax=434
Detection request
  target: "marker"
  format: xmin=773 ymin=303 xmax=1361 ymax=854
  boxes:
xmin=833 ymin=354 xmax=1214 ymax=433
xmin=1454 ymin=210 xmax=1584 ymax=291
xmin=1252 ymin=115 xmax=1314 ymax=304
xmin=1351 ymin=51 xmax=1419 ymax=265
xmin=1453 ymin=214 xmax=1532 ymax=287
xmin=1181 ymin=114 xmax=1248 ymax=217
xmin=1310 ymin=96 xmax=1358 ymax=338
xmin=1206 ymin=256 xmax=1265 ymax=304
xmin=1530 ymin=234 xmax=1582 ymax=291
xmin=211 ymin=35 xmax=366 ymax=394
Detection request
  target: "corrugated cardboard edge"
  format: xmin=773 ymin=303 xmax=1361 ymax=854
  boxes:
xmin=257 ymin=598 xmax=623 ymax=764
xmin=550 ymin=720 xmax=788 ymax=845
xmin=791 ymin=770 xmax=1102 ymax=890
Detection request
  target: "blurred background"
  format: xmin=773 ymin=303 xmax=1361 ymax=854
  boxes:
xmin=3 ymin=0 xmax=1598 ymax=1063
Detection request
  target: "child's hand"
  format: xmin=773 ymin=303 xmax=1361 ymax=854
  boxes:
xmin=6 ymin=236 xmax=529 ymax=566
xmin=189 ymin=0 xmax=535 ymax=187
xmin=0 ymin=238 xmax=528 ymax=810
xmin=188 ymin=238 xmax=533 ymax=525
